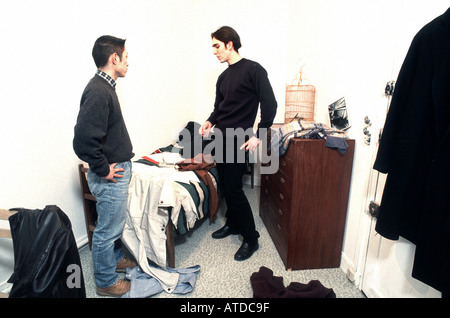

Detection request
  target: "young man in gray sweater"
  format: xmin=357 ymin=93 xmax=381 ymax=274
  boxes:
xmin=73 ymin=35 xmax=135 ymax=297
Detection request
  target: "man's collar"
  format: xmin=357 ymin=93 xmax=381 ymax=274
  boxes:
xmin=96 ymin=70 xmax=116 ymax=88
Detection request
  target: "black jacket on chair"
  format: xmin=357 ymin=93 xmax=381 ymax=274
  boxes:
xmin=373 ymin=8 xmax=450 ymax=297
xmin=7 ymin=205 xmax=86 ymax=298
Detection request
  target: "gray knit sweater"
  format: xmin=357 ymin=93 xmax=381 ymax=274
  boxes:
xmin=73 ymin=75 xmax=134 ymax=177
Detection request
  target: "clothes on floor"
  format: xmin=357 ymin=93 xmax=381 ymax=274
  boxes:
xmin=250 ymin=266 xmax=336 ymax=298
xmin=122 ymin=265 xmax=201 ymax=298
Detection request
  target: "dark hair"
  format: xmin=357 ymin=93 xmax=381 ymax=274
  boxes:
xmin=211 ymin=26 xmax=241 ymax=53
xmin=92 ymin=35 xmax=126 ymax=68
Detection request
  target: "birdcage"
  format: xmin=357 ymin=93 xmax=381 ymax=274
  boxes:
xmin=284 ymin=69 xmax=315 ymax=124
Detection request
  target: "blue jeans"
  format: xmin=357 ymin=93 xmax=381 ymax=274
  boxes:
xmin=87 ymin=161 xmax=132 ymax=288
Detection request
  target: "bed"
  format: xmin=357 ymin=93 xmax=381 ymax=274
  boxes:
xmin=121 ymin=136 xmax=220 ymax=292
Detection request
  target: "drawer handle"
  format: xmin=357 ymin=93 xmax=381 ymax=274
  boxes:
xmin=278 ymin=209 xmax=283 ymax=216
xmin=265 ymin=176 xmax=269 ymax=181
xmin=280 ymin=177 xmax=285 ymax=183
xmin=265 ymin=188 xmax=268 ymax=194
xmin=277 ymin=224 xmax=281 ymax=231
xmin=281 ymin=160 xmax=286 ymax=167
xmin=279 ymin=193 xmax=284 ymax=200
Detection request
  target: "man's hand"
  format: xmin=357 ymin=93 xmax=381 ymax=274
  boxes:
xmin=240 ymin=136 xmax=260 ymax=152
xmin=199 ymin=121 xmax=213 ymax=137
xmin=103 ymin=163 xmax=124 ymax=183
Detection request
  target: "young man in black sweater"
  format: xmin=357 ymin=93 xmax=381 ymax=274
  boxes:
xmin=200 ymin=26 xmax=277 ymax=261
xmin=73 ymin=36 xmax=135 ymax=297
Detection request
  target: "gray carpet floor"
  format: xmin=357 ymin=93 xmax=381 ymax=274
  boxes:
xmin=79 ymin=185 xmax=365 ymax=298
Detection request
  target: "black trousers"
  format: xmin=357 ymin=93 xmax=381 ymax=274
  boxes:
xmin=216 ymin=136 xmax=259 ymax=243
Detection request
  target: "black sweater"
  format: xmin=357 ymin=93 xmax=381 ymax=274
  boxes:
xmin=207 ymin=58 xmax=277 ymax=138
xmin=73 ymin=75 xmax=134 ymax=177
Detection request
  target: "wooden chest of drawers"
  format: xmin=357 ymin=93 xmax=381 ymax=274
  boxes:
xmin=260 ymin=136 xmax=355 ymax=270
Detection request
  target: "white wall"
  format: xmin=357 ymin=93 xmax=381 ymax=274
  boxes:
xmin=0 ymin=0 xmax=289 ymax=286
xmin=191 ymin=0 xmax=289 ymax=125
xmin=1 ymin=0 xmax=448 ymax=293
xmin=0 ymin=0 xmax=289 ymax=242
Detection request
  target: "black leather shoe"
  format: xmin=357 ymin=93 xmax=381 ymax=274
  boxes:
xmin=234 ymin=241 xmax=259 ymax=261
xmin=212 ymin=225 xmax=237 ymax=239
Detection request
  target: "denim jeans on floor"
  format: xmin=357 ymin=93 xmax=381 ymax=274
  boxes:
xmin=87 ymin=161 xmax=132 ymax=288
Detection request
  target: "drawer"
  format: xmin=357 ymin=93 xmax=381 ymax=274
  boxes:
xmin=278 ymin=155 xmax=294 ymax=177
xmin=262 ymin=175 xmax=291 ymax=217
xmin=262 ymin=168 xmax=292 ymax=191
xmin=260 ymin=198 xmax=288 ymax=262
xmin=260 ymin=186 xmax=290 ymax=243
